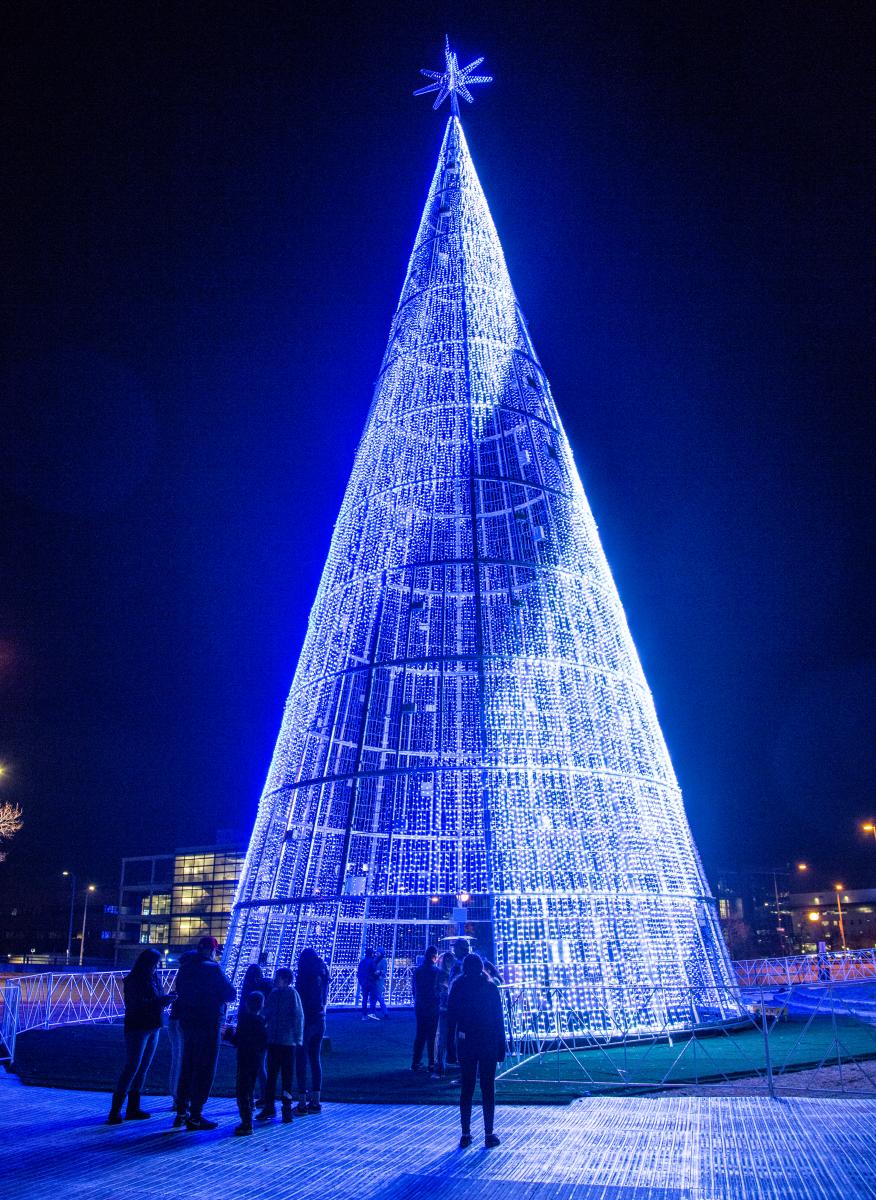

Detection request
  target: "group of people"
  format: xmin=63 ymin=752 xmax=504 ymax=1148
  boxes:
xmin=410 ymin=939 xmax=505 ymax=1148
xmin=107 ymin=934 xmax=506 ymax=1148
xmin=107 ymin=935 xmax=329 ymax=1136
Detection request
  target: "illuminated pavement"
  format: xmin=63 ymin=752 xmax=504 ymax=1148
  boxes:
xmin=0 ymin=1073 xmax=874 ymax=1199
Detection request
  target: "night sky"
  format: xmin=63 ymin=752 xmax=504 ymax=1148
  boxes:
xmin=2 ymin=2 xmax=873 ymax=902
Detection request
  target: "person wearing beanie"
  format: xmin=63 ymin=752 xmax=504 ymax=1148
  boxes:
xmin=446 ymin=953 xmax=506 ymax=1149
xmin=172 ymin=936 xmax=236 ymax=1131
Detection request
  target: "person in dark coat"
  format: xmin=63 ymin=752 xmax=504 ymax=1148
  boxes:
xmin=411 ymin=945 xmax=440 ymax=1073
xmin=256 ymin=967 xmax=304 ymax=1123
xmin=294 ymin=947 xmax=330 ymax=1113
xmin=106 ymin=948 xmax=173 ymax=1124
xmin=446 ymin=953 xmax=506 ymax=1149
xmin=240 ymin=963 xmax=270 ymax=1100
xmin=172 ymin=935 xmax=236 ymax=1130
xmin=445 ymin=937 xmax=471 ymax=1065
xmin=357 ymin=948 xmax=377 ymax=1019
xmin=224 ymin=990 xmax=269 ymax=1136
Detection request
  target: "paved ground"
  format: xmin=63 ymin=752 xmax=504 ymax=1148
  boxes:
xmin=1 ymin=1072 xmax=874 ymax=1200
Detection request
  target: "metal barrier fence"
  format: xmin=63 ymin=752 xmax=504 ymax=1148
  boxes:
xmin=495 ymin=978 xmax=876 ymax=1097
xmin=734 ymin=948 xmax=876 ymax=988
xmin=2 ymin=954 xmax=876 ymax=1099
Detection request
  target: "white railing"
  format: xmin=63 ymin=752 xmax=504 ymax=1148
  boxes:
xmin=733 ymin=949 xmax=876 ymax=988
xmin=6 ymin=969 xmax=177 ymax=1037
xmin=1 ymin=950 xmax=874 ymax=1051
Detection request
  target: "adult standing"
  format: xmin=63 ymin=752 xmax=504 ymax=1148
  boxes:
xmin=446 ymin=953 xmax=506 ymax=1149
xmin=411 ymin=946 xmax=441 ymax=1073
xmin=173 ymin=935 xmax=236 ymax=1131
xmin=372 ymin=947 xmax=389 ymax=1018
xmin=431 ymin=950 xmax=455 ymax=1079
xmin=106 ymin=949 xmax=172 ymax=1124
xmin=294 ymin=947 xmax=330 ymax=1113
xmin=445 ymin=937 xmax=470 ymax=1065
xmin=357 ymin=948 xmax=377 ymax=1020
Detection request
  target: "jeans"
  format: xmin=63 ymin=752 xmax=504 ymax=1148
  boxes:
xmin=236 ymin=1056 xmax=260 ymax=1128
xmin=458 ymin=1051 xmax=498 ymax=1136
xmin=167 ymin=1019 xmax=183 ymax=1106
xmin=434 ymin=1012 xmax=449 ymax=1073
xmin=264 ymin=1044 xmax=295 ymax=1108
xmin=412 ymin=1007 xmax=438 ymax=1068
xmin=360 ymin=985 xmax=375 ymax=1015
xmin=373 ymin=980 xmax=387 ymax=1016
xmin=176 ymin=1021 xmax=221 ymax=1119
xmin=114 ymin=1028 xmax=160 ymax=1099
xmin=296 ymin=1018 xmax=325 ymax=1094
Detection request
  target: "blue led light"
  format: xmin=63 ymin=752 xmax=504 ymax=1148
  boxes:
xmin=413 ymin=36 xmax=493 ymax=117
xmin=224 ymin=85 xmax=740 ymax=1033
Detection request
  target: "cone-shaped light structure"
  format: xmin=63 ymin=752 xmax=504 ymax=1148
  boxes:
xmin=224 ymin=111 xmax=740 ymax=1033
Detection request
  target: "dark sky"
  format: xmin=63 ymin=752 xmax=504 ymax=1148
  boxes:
xmin=2 ymin=1 xmax=873 ymax=900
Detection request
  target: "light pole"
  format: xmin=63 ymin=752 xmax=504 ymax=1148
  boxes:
xmin=62 ymin=871 xmax=77 ymax=964
xmin=79 ymin=884 xmax=96 ymax=967
xmin=834 ymin=884 xmax=847 ymax=952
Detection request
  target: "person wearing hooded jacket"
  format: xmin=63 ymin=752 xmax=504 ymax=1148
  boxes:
xmin=172 ymin=935 xmax=236 ymax=1130
xmin=446 ymin=953 xmax=506 ymax=1149
xmin=106 ymin=948 xmax=173 ymax=1124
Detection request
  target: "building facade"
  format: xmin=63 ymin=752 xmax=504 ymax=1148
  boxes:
xmin=789 ymin=888 xmax=876 ymax=953
xmin=115 ymin=843 xmax=245 ymax=964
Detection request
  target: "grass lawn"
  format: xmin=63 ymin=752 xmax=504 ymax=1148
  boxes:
xmin=10 ymin=1008 xmax=876 ymax=1106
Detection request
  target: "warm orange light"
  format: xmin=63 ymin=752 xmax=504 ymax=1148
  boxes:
xmin=807 ymin=911 xmax=820 ymax=923
xmin=430 ymin=896 xmax=439 ymax=903
xmin=796 ymin=862 xmax=808 ymax=871
xmin=834 ymin=883 xmax=843 ymax=892
xmin=87 ymin=884 xmax=96 ymax=893
xmin=862 ymin=822 xmax=875 ymax=833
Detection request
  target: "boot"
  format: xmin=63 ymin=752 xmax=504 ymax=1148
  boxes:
xmin=306 ymin=1090 xmax=322 ymax=1114
xmin=125 ymin=1091 xmax=151 ymax=1120
xmin=106 ymin=1090 xmax=125 ymax=1125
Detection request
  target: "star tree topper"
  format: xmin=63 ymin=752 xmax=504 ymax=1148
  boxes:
xmin=414 ymin=36 xmax=492 ymax=117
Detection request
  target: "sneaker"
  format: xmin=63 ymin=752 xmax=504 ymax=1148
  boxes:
xmin=429 ymin=1072 xmax=443 ymax=1080
xmin=295 ymin=1101 xmax=309 ymax=1115
xmin=281 ymin=1108 xmax=294 ymax=1124
xmin=105 ymin=1113 xmax=123 ymax=1126
xmin=255 ymin=1108 xmax=275 ymax=1122
xmin=234 ymin=1124 xmax=253 ymax=1137
xmin=125 ymin=1109 xmax=151 ymax=1121
xmin=459 ymin=1134 xmax=472 ymax=1149
xmin=411 ymin=1063 xmax=422 ymax=1072
xmin=485 ymin=1133 xmax=501 ymax=1148
xmin=306 ymin=1101 xmax=322 ymax=1114
xmin=185 ymin=1116 xmax=218 ymax=1131
xmin=172 ymin=1112 xmax=188 ymax=1128
xmin=367 ymin=1013 xmax=381 ymax=1021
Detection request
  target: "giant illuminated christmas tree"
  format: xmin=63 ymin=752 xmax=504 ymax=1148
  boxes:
xmin=224 ymin=41 xmax=740 ymax=1033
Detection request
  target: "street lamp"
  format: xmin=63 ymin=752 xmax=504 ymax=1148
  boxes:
xmin=62 ymin=871 xmax=77 ymax=964
xmin=861 ymin=822 xmax=876 ymax=844
xmin=79 ymin=884 xmax=96 ymax=967
xmin=834 ymin=884 xmax=847 ymax=952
